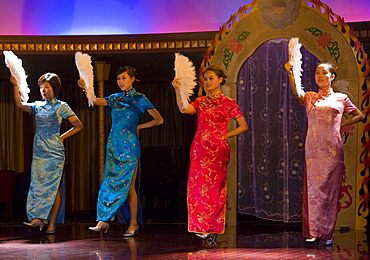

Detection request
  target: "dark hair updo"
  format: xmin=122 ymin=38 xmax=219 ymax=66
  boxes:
xmin=317 ymin=61 xmax=337 ymax=82
xmin=116 ymin=66 xmax=138 ymax=79
xmin=38 ymin=72 xmax=61 ymax=97
xmin=203 ymin=65 xmax=227 ymax=85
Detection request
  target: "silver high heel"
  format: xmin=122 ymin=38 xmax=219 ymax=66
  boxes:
xmin=195 ymin=233 xmax=209 ymax=240
xmin=324 ymin=237 xmax=334 ymax=246
xmin=196 ymin=233 xmax=218 ymax=243
xmin=305 ymin=237 xmax=321 ymax=244
xmin=123 ymin=225 xmax=139 ymax=237
xmin=89 ymin=221 xmax=110 ymax=233
xmin=23 ymin=219 xmax=44 ymax=231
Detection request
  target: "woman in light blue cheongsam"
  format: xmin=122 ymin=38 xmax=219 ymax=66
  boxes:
xmin=10 ymin=72 xmax=83 ymax=234
xmin=78 ymin=66 xmax=163 ymax=236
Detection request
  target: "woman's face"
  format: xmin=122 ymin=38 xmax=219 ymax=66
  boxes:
xmin=315 ymin=64 xmax=334 ymax=89
xmin=117 ymin=71 xmax=134 ymax=92
xmin=39 ymin=81 xmax=55 ymax=100
xmin=203 ymin=70 xmax=223 ymax=94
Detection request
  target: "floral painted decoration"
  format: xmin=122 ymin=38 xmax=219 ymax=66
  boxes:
xmin=305 ymin=27 xmax=340 ymax=62
xmin=223 ymin=31 xmax=250 ymax=69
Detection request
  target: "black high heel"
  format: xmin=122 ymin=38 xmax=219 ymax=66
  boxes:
xmin=305 ymin=237 xmax=321 ymax=244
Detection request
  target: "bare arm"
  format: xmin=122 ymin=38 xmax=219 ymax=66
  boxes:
xmin=77 ymin=78 xmax=108 ymax=106
xmin=284 ymin=62 xmax=305 ymax=103
xmin=172 ymin=77 xmax=196 ymax=114
xmin=93 ymin=98 xmax=108 ymax=106
xmin=226 ymin=116 xmax=248 ymax=138
xmin=60 ymin=115 xmax=83 ymax=143
xmin=137 ymin=109 xmax=164 ymax=132
xmin=341 ymin=108 xmax=364 ymax=128
xmin=10 ymin=75 xmax=32 ymax=113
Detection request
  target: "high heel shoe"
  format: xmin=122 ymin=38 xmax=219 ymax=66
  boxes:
xmin=123 ymin=225 xmax=139 ymax=237
xmin=195 ymin=233 xmax=209 ymax=240
xmin=23 ymin=219 xmax=44 ymax=231
xmin=324 ymin=237 xmax=334 ymax=246
xmin=305 ymin=237 xmax=321 ymax=244
xmin=196 ymin=233 xmax=218 ymax=248
xmin=195 ymin=233 xmax=218 ymax=243
xmin=46 ymin=223 xmax=56 ymax=234
xmin=89 ymin=221 xmax=110 ymax=233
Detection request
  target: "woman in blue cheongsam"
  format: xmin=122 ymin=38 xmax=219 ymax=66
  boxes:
xmin=10 ymin=73 xmax=83 ymax=234
xmin=78 ymin=66 xmax=163 ymax=236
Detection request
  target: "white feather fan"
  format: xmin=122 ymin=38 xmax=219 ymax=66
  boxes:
xmin=288 ymin=37 xmax=303 ymax=93
xmin=174 ymin=53 xmax=197 ymax=110
xmin=3 ymin=51 xmax=30 ymax=102
xmin=75 ymin=52 xmax=96 ymax=106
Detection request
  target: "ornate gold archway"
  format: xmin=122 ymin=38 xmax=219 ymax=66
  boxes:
xmin=200 ymin=0 xmax=370 ymax=230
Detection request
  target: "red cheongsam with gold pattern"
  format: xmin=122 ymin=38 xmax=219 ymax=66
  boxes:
xmin=187 ymin=92 xmax=243 ymax=234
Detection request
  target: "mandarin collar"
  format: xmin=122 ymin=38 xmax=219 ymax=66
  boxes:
xmin=208 ymin=91 xmax=223 ymax=99
xmin=318 ymin=88 xmax=334 ymax=97
xmin=44 ymin=97 xmax=58 ymax=104
xmin=123 ymin=88 xmax=136 ymax=96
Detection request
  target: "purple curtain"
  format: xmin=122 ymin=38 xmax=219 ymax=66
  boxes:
xmin=237 ymin=39 xmax=319 ymax=223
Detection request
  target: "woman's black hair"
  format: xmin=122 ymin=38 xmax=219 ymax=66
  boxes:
xmin=204 ymin=65 xmax=227 ymax=85
xmin=38 ymin=72 xmax=61 ymax=97
xmin=317 ymin=61 xmax=337 ymax=81
xmin=116 ymin=66 xmax=138 ymax=79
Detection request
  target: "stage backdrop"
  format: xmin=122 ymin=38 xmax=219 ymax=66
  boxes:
xmin=199 ymin=0 xmax=370 ymax=231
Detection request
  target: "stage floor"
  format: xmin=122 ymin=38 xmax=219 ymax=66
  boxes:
xmin=0 ymin=221 xmax=369 ymax=259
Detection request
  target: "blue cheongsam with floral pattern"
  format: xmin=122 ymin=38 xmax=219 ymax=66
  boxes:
xmin=27 ymin=98 xmax=75 ymax=222
xmin=96 ymin=88 xmax=154 ymax=223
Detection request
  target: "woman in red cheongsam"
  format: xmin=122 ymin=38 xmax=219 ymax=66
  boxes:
xmin=172 ymin=65 xmax=248 ymax=245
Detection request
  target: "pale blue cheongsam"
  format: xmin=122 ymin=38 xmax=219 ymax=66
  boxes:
xmin=96 ymin=88 xmax=154 ymax=223
xmin=27 ymin=98 xmax=75 ymax=222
